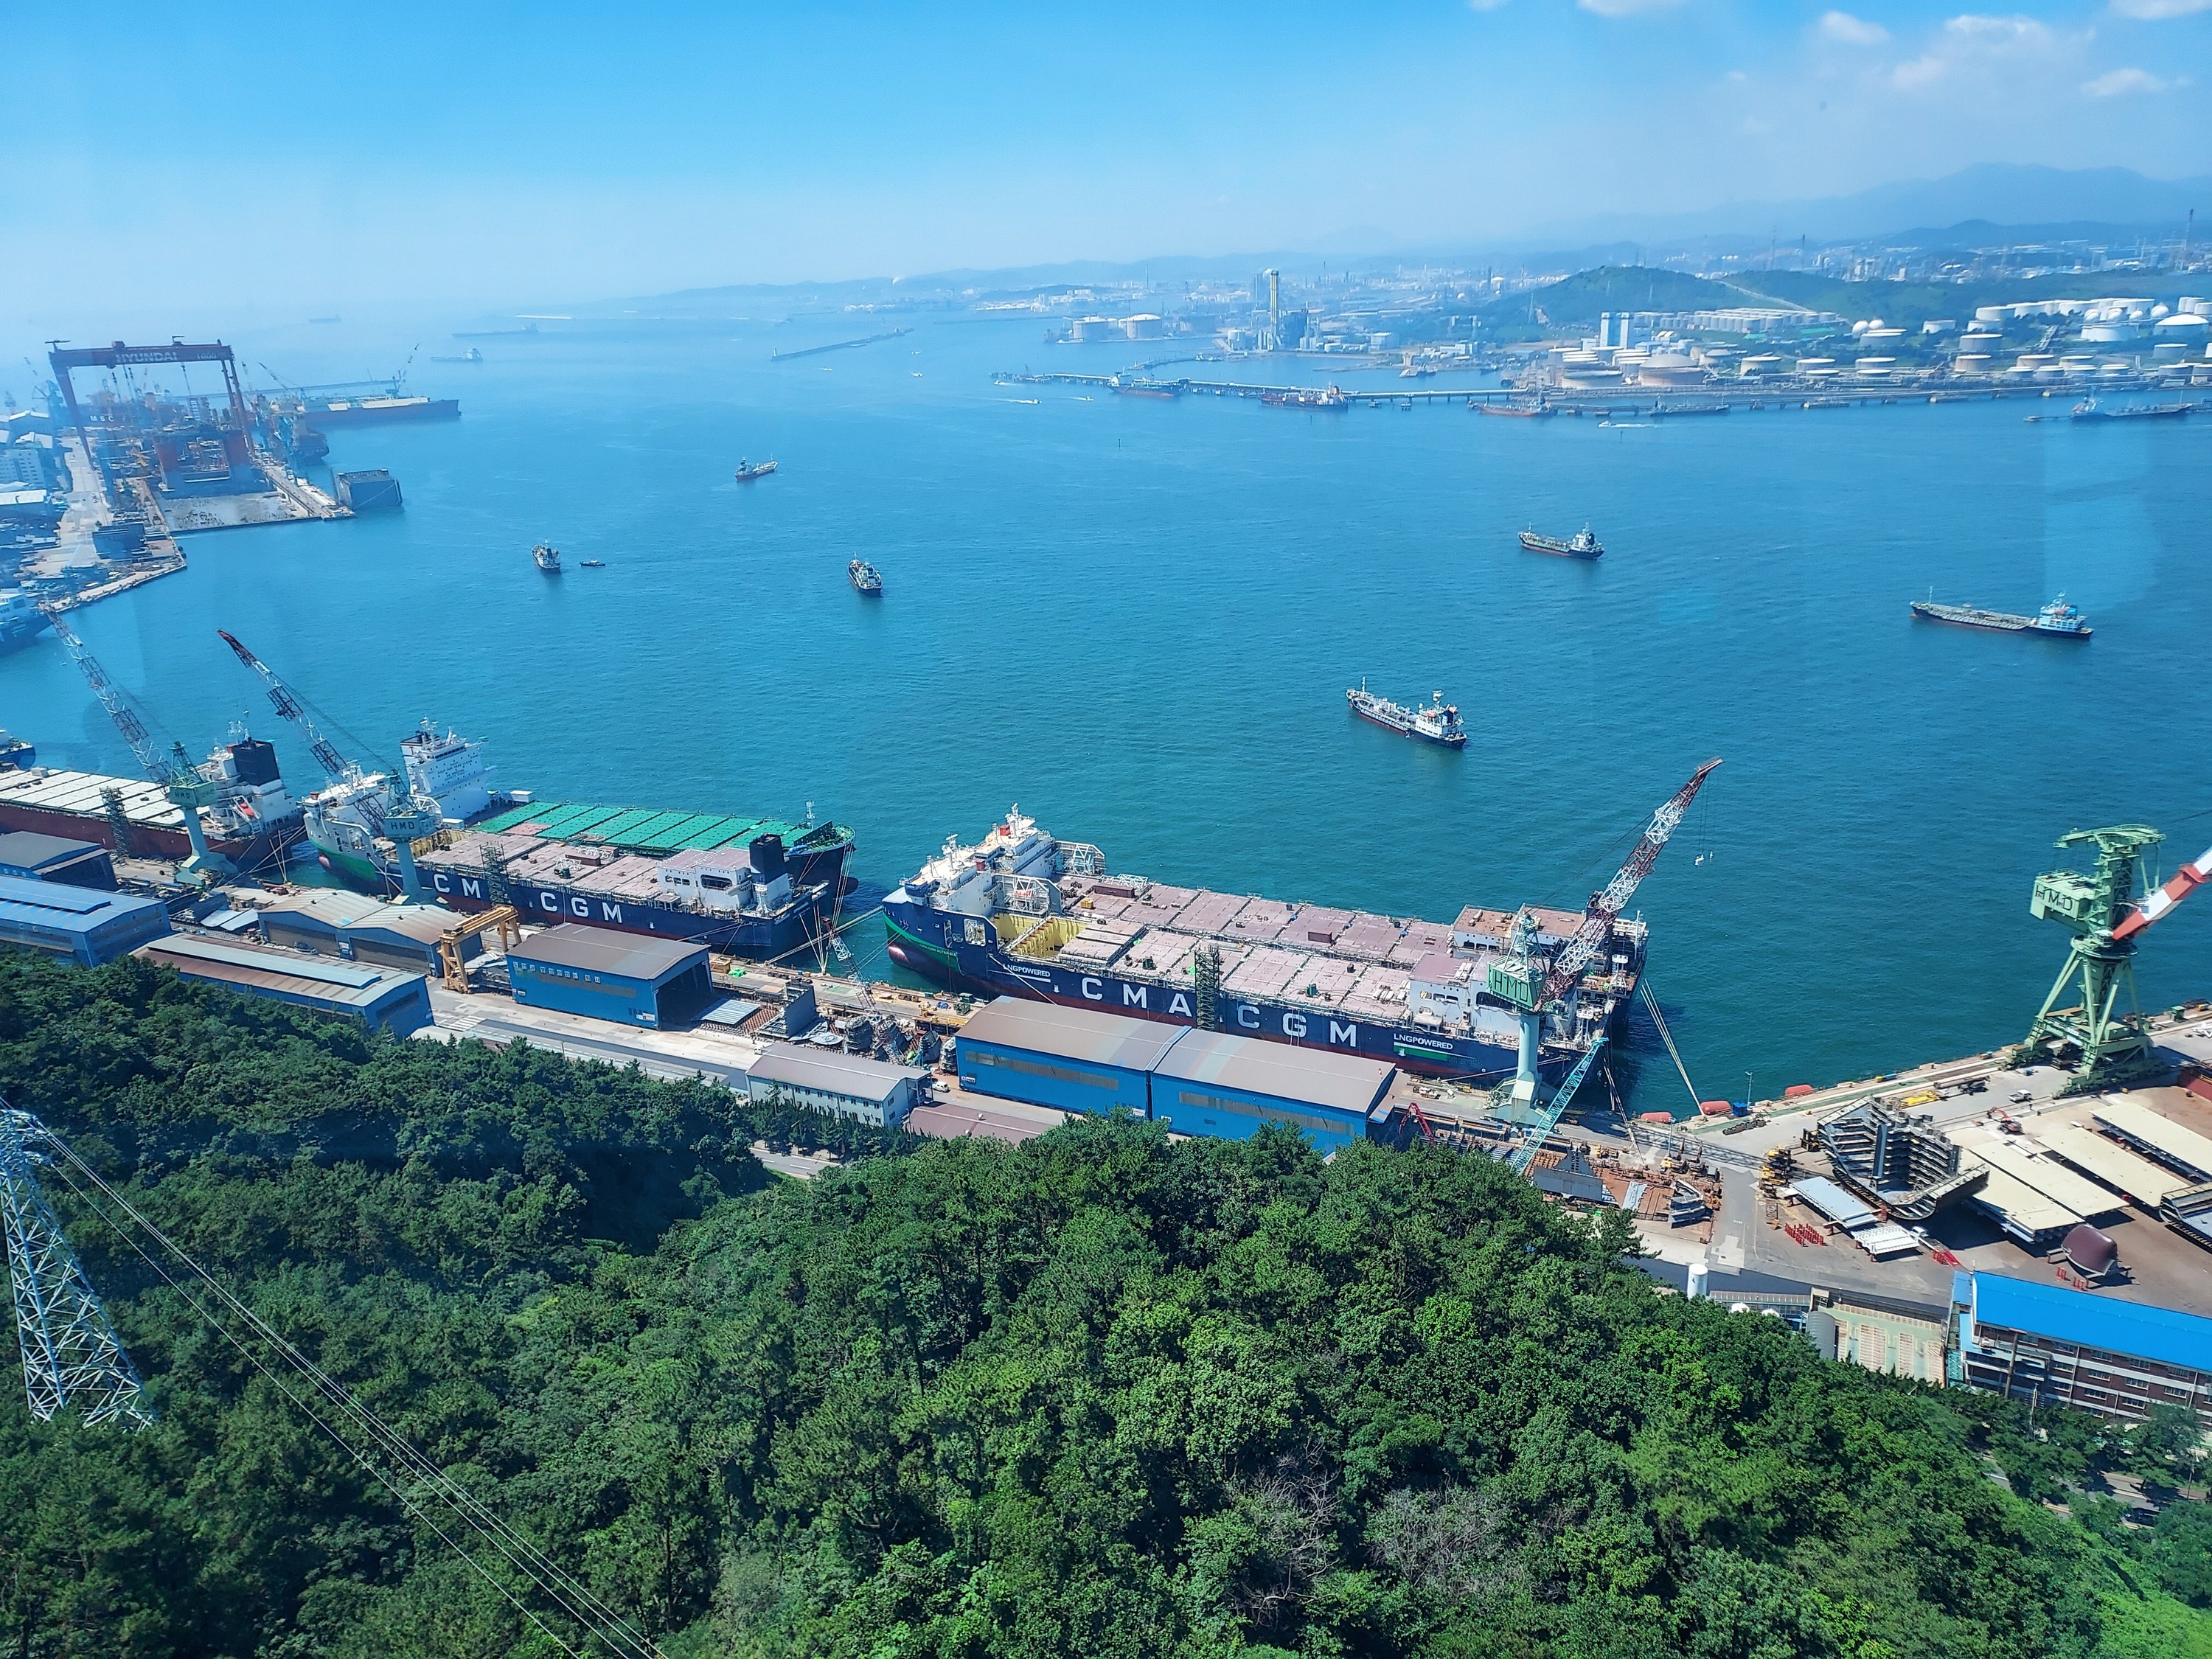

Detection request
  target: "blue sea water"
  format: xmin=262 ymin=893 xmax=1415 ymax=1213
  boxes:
xmin=4 ymin=313 xmax=2208 ymax=1107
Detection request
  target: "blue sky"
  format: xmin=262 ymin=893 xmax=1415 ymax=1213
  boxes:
xmin=4 ymin=2 xmax=2208 ymax=321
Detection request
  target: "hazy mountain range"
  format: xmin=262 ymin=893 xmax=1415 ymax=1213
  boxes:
xmin=619 ymin=165 xmax=2206 ymax=313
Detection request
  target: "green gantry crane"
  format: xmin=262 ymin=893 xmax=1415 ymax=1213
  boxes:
xmin=2025 ymin=824 xmax=2212 ymax=1092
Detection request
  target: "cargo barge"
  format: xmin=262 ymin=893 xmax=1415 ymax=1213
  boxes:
xmin=1911 ymin=596 xmax=2091 ymax=639
xmin=882 ymin=807 xmax=1636 ymax=1081
xmin=1520 ymin=526 xmax=1603 ymax=560
xmin=414 ymin=801 xmax=858 ymax=956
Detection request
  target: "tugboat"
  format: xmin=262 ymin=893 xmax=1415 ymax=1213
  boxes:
xmin=1346 ymin=680 xmax=1466 ymax=748
xmin=1519 ymin=525 xmax=1604 ymax=559
xmin=734 ymin=457 xmax=779 ymax=481
xmin=532 ymin=542 xmax=562 ymax=574
xmin=849 ymin=558 xmax=883 ymax=596
xmin=579 ymin=558 xmax=605 ymax=568
xmin=1910 ymin=592 xmax=2091 ymax=639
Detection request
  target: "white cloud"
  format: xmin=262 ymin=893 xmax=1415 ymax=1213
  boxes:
xmin=1942 ymin=13 xmax=2058 ymax=47
xmin=1577 ymin=0 xmax=1683 ymax=16
xmin=1818 ymin=10 xmax=1892 ymax=44
xmin=2083 ymin=65 xmax=2180 ymax=92
xmin=1890 ymin=13 xmax=2081 ymax=88
xmin=2110 ymin=0 xmax=2212 ymax=18
xmin=1466 ymin=0 xmax=1510 ymax=11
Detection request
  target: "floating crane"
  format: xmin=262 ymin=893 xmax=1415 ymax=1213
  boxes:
xmin=1487 ymin=759 xmax=1722 ymax=1170
xmin=2026 ymin=826 xmax=2212 ymax=1092
xmin=44 ymin=606 xmax=230 ymax=879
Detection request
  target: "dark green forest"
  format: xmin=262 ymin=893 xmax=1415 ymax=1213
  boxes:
xmin=1 ymin=952 xmax=2208 ymax=1658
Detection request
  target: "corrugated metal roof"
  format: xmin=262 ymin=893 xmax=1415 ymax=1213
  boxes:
xmin=1791 ymin=1175 xmax=1877 ymax=1231
xmin=1971 ymin=1271 xmax=2212 ymax=1372
xmin=260 ymin=890 xmax=389 ymax=932
xmin=1151 ymin=1028 xmax=1396 ymax=1116
xmin=0 ymin=872 xmax=161 ymax=931
xmin=138 ymin=934 xmax=421 ymax=1009
xmin=0 ymin=830 xmax=101 ymax=870
xmin=749 ymin=1043 xmax=925 ymax=1102
xmin=346 ymin=902 xmax=464 ymax=947
xmin=507 ymin=922 xmax=708 ymax=983
xmin=957 ymin=998 xmax=1185 ymax=1073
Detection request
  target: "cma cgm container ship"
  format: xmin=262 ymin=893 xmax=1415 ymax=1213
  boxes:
xmin=882 ymin=808 xmax=1638 ymax=1081
xmin=417 ymin=801 xmax=856 ymax=958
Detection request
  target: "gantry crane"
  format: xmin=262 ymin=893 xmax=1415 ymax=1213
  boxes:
xmin=1488 ymin=759 xmax=1722 ymax=1169
xmin=44 ymin=607 xmax=229 ymax=880
xmin=2026 ymin=826 xmax=2212 ymax=1092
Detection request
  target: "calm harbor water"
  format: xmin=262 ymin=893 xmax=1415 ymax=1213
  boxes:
xmin=4 ymin=313 xmax=2208 ymax=1107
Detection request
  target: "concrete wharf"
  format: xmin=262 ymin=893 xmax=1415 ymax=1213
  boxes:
xmin=995 ymin=369 xmax=2195 ymax=416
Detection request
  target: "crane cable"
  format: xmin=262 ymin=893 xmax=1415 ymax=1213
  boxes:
xmin=38 ymin=1141 xmax=661 ymax=1659
xmin=1637 ymin=979 xmax=1705 ymax=1114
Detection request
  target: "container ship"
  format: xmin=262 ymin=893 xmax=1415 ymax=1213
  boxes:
xmin=1520 ymin=526 xmax=1603 ymax=559
xmin=415 ymin=801 xmax=857 ymax=957
xmin=1346 ymin=681 xmax=1465 ymax=748
xmin=882 ymin=807 xmax=1639 ymax=1081
xmin=1910 ymin=596 xmax=2091 ymax=639
xmin=0 ymin=732 xmax=302 ymax=874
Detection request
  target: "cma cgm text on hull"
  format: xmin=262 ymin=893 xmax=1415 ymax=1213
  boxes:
xmin=882 ymin=808 xmax=1638 ymax=1081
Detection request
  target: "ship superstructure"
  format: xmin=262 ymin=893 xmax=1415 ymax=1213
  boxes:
xmin=882 ymin=807 xmax=1641 ymax=1080
xmin=0 ymin=592 xmax=52 ymax=657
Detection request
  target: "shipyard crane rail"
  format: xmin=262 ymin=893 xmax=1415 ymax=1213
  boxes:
xmin=13 ymin=1102 xmax=667 ymax=1659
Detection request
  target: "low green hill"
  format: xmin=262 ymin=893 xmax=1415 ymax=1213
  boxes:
xmin=1479 ymin=265 xmax=1774 ymax=328
xmin=2 ymin=953 xmax=2208 ymax=1659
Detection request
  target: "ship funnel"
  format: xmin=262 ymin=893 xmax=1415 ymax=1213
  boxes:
xmin=748 ymin=832 xmax=787 ymax=880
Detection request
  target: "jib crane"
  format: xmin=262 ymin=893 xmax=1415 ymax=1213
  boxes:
xmin=44 ymin=606 xmax=230 ymax=879
xmin=217 ymin=628 xmax=357 ymax=784
xmin=2026 ymin=826 xmax=2212 ymax=1092
xmin=218 ymin=629 xmax=448 ymax=899
xmin=1488 ymin=759 xmax=1722 ymax=1169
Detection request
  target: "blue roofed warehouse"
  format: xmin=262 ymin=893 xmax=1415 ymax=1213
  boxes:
xmin=1149 ymin=1028 xmax=1395 ymax=1155
xmin=507 ymin=925 xmax=712 ymax=1029
xmin=0 ymin=871 xmax=169 ymax=964
xmin=953 ymin=997 xmax=1399 ymax=1152
xmin=954 ymin=998 xmax=1182 ymax=1118
xmin=1953 ymin=1269 xmax=2212 ymax=1429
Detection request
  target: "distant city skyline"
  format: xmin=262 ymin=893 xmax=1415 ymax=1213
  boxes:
xmin=5 ymin=3 xmax=2209 ymax=325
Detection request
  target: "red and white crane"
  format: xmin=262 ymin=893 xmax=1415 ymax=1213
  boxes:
xmin=2115 ymin=841 xmax=2212 ymax=940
